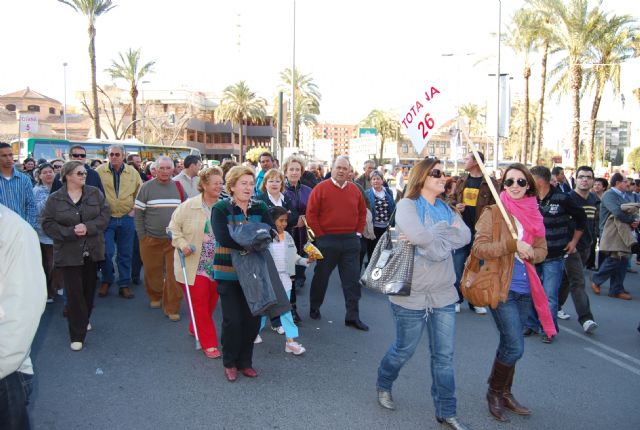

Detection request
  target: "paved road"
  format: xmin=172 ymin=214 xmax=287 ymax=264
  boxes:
xmin=29 ymin=266 xmax=640 ymax=430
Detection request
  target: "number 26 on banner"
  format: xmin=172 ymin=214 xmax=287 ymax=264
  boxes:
xmin=401 ymin=86 xmax=440 ymax=140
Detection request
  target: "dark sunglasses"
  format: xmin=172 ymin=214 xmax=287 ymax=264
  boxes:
xmin=70 ymin=153 xmax=87 ymax=158
xmin=428 ymin=169 xmax=446 ymax=178
xmin=75 ymin=171 xmax=87 ymax=177
xmin=504 ymin=178 xmax=528 ymax=188
xmin=109 ymin=153 xmax=122 ymax=157
xmin=53 ymin=165 xmax=63 ymax=169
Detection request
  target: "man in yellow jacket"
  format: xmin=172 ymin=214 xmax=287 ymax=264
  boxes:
xmin=96 ymin=144 xmax=142 ymax=299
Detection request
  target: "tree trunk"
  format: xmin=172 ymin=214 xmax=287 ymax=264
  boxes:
xmin=379 ymin=136 xmax=385 ymax=164
xmin=570 ymin=63 xmax=582 ymax=168
xmin=534 ymin=38 xmax=548 ymax=165
xmin=587 ymin=81 xmax=603 ymax=167
xmin=238 ymin=119 xmax=244 ymax=164
xmin=88 ymin=22 xmax=101 ymax=138
xmin=522 ymin=65 xmax=531 ymax=165
xmin=130 ymin=85 xmax=138 ymax=138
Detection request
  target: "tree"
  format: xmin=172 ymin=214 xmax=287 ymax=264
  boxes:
xmin=360 ymin=110 xmax=399 ymax=163
xmin=543 ymin=0 xmax=602 ymax=168
xmin=582 ymin=13 xmax=637 ymax=166
xmin=105 ymin=48 xmax=155 ymax=139
xmin=58 ymin=0 xmax=116 ymax=139
xmin=458 ymin=103 xmax=485 ymax=136
xmin=216 ymin=81 xmax=266 ymax=163
xmin=245 ymin=147 xmax=271 ymax=164
xmin=507 ymin=8 xmax=540 ymax=164
xmin=275 ymin=68 xmax=321 ymax=147
xmin=628 ymin=147 xmax=640 ymax=171
xmin=79 ymin=85 xmax=127 ymax=140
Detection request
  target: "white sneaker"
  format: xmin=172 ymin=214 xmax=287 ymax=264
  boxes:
xmin=254 ymin=334 xmax=263 ymax=344
xmin=455 ymin=303 xmax=461 ymax=313
xmin=285 ymin=341 xmax=306 ymax=355
xmin=557 ymin=309 xmax=571 ymax=320
xmin=583 ymin=320 xmax=599 ymax=334
xmin=474 ymin=306 xmax=487 ymax=315
xmin=272 ymin=326 xmax=285 ymax=335
xmin=70 ymin=342 xmax=83 ymax=351
xmin=87 ymin=323 xmax=92 ymax=331
xmin=57 ymin=288 xmax=64 ymax=296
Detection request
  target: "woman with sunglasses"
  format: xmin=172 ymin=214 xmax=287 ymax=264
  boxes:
xmin=42 ymin=161 xmax=111 ymax=351
xmin=471 ymin=163 xmax=551 ymax=422
xmin=376 ymin=158 xmax=472 ymax=430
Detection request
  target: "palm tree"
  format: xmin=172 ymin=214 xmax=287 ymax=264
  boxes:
xmin=507 ymin=8 xmax=541 ymax=165
xmin=360 ymin=110 xmax=399 ymax=163
xmin=275 ymin=68 xmax=321 ymax=147
xmin=458 ymin=103 xmax=483 ymax=136
xmin=582 ymin=13 xmax=637 ymax=165
xmin=58 ymin=0 xmax=116 ymax=139
xmin=216 ymin=81 xmax=266 ymax=163
xmin=543 ymin=0 xmax=601 ymax=167
xmin=105 ymin=48 xmax=155 ymax=139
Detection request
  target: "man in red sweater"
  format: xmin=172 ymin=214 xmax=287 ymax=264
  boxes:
xmin=306 ymin=156 xmax=368 ymax=330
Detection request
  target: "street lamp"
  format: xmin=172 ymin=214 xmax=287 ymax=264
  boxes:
xmin=63 ymin=62 xmax=68 ymax=140
xmin=495 ymin=0 xmax=502 ymax=170
xmin=290 ymin=0 xmax=296 ymax=148
xmin=141 ymin=80 xmax=150 ymax=144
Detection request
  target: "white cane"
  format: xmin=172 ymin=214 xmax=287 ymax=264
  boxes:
xmin=178 ymin=247 xmax=201 ymax=350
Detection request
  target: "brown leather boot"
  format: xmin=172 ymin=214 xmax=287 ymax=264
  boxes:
xmin=487 ymin=358 xmax=510 ymax=422
xmin=98 ymin=283 xmax=110 ymax=297
xmin=503 ymin=364 xmax=532 ymax=415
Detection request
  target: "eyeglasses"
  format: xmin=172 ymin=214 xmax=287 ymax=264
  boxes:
xmin=428 ymin=169 xmax=445 ymax=178
xmin=75 ymin=171 xmax=87 ymax=177
xmin=504 ymin=178 xmax=528 ymax=188
xmin=53 ymin=165 xmax=63 ymax=169
xmin=70 ymin=153 xmax=87 ymax=158
xmin=109 ymin=153 xmax=122 ymax=157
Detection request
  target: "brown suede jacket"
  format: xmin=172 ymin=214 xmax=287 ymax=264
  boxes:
xmin=471 ymin=205 xmax=547 ymax=304
xmin=453 ymin=174 xmax=499 ymax=227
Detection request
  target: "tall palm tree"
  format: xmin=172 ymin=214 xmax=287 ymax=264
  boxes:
xmin=458 ymin=103 xmax=482 ymax=136
xmin=275 ymin=68 xmax=321 ymax=147
xmin=105 ymin=48 xmax=155 ymax=139
xmin=360 ymin=110 xmax=399 ymax=163
xmin=58 ymin=0 xmax=116 ymax=139
xmin=507 ymin=8 xmax=541 ymax=165
xmin=582 ymin=13 xmax=637 ymax=165
xmin=543 ymin=0 xmax=601 ymax=167
xmin=216 ymin=81 xmax=266 ymax=163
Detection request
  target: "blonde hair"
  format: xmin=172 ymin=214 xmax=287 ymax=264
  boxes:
xmin=282 ymin=155 xmax=306 ymax=176
xmin=260 ymin=168 xmax=285 ymax=194
xmin=197 ymin=166 xmax=224 ymax=193
xmin=225 ymin=165 xmax=255 ymax=196
xmin=404 ymin=158 xmax=441 ymax=200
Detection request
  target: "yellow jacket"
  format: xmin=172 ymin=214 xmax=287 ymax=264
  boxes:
xmin=168 ymin=193 xmax=209 ymax=285
xmin=96 ymin=163 xmax=142 ymax=217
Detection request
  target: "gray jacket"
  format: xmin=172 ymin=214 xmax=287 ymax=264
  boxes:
xmin=599 ymin=188 xmax=636 ymax=234
xmin=390 ymin=198 xmax=471 ymax=310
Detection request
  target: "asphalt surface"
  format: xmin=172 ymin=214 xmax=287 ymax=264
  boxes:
xmin=29 ymin=265 xmax=640 ymax=430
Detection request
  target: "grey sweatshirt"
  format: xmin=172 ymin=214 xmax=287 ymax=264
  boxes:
xmin=390 ymin=198 xmax=471 ymax=310
xmin=134 ymin=179 xmax=182 ymax=239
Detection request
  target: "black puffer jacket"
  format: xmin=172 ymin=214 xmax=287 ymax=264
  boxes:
xmin=42 ymin=185 xmax=111 ymax=266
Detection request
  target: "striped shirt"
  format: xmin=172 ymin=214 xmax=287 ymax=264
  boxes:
xmin=134 ymin=179 xmax=182 ymax=239
xmin=0 ymin=167 xmax=37 ymax=229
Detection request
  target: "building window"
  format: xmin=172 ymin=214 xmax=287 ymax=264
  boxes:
xmin=440 ymin=144 xmax=446 ymax=155
xmin=402 ymin=144 xmax=408 ymax=153
xmin=428 ymin=145 xmax=435 ymax=155
xmin=49 ymin=107 xmax=56 ymax=114
xmin=27 ymin=105 xmax=40 ymax=112
xmin=5 ymin=104 xmax=16 ymax=111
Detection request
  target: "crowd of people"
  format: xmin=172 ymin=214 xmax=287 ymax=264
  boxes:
xmin=1 ymin=139 xmax=639 ymax=430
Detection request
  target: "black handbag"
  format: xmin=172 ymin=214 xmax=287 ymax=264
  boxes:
xmin=360 ymin=210 xmax=414 ymax=296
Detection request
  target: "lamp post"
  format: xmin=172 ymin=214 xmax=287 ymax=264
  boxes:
xmin=63 ymin=62 xmax=68 ymax=140
xmin=141 ymin=80 xmax=150 ymax=144
xmin=290 ymin=0 xmax=296 ymax=148
xmin=494 ymin=0 xmax=502 ymax=170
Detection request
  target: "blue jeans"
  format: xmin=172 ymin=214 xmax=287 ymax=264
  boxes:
xmin=490 ymin=291 xmax=531 ymax=365
xmin=0 ymin=371 xmax=33 ymax=430
xmin=526 ymin=257 xmax=564 ymax=332
xmin=260 ymin=290 xmax=298 ymax=339
xmin=452 ymin=243 xmax=471 ymax=306
xmin=592 ymin=254 xmax=629 ymax=296
xmin=377 ymin=303 xmax=457 ymax=418
xmin=102 ymin=215 xmax=135 ymax=286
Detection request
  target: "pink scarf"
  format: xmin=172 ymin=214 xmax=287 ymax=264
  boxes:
xmin=500 ymin=191 xmax=557 ymax=338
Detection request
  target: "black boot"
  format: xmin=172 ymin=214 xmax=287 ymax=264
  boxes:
xmin=503 ymin=364 xmax=532 ymax=415
xmin=291 ymin=304 xmax=301 ymax=325
xmin=487 ymin=357 xmax=510 ymax=422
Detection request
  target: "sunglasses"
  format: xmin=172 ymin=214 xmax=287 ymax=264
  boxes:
xmin=428 ymin=169 xmax=446 ymax=178
xmin=75 ymin=171 xmax=87 ymax=177
xmin=109 ymin=153 xmax=122 ymax=157
xmin=53 ymin=165 xmax=63 ymax=169
xmin=71 ymin=153 xmax=87 ymax=158
xmin=504 ymin=178 xmax=528 ymax=188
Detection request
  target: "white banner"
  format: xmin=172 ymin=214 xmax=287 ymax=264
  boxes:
xmin=19 ymin=114 xmax=39 ymax=133
xmin=400 ymin=83 xmax=456 ymax=155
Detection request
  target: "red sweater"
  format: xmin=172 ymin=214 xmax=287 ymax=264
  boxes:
xmin=306 ymin=179 xmax=366 ymax=237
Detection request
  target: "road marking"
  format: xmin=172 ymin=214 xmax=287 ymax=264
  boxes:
xmin=562 ymin=326 xmax=640 ymax=366
xmin=584 ymin=347 xmax=640 ymax=377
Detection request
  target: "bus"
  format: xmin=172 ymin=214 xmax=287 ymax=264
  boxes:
xmin=11 ymin=138 xmax=200 ymax=162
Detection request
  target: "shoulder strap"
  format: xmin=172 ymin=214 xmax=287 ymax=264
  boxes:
xmin=175 ymin=181 xmax=186 ymax=202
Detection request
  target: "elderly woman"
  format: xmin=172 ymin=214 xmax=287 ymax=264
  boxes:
xmin=283 ymin=155 xmax=313 ymax=322
xmin=364 ymin=170 xmax=396 ymax=260
xmin=376 ymin=158 xmax=472 ymax=430
xmin=472 ymin=163 xmax=550 ymax=422
xmin=33 ymin=163 xmax=58 ymax=302
xmin=42 ymin=161 xmax=111 ymax=351
xmin=168 ymin=166 xmax=225 ymax=359
xmin=212 ymin=165 xmax=275 ymax=382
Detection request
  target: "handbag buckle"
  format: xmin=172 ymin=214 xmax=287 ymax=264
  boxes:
xmin=371 ymin=268 xmax=382 ymax=280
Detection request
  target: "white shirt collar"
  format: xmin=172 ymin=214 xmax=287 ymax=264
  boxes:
xmin=331 ymin=178 xmax=348 ymax=189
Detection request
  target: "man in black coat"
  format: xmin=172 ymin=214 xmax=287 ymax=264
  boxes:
xmin=51 ymin=145 xmax=104 ymax=194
